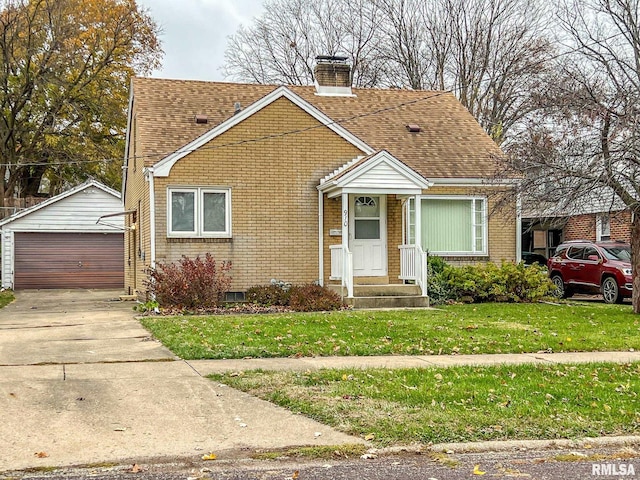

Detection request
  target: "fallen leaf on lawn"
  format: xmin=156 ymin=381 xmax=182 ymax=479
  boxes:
xmin=604 ymin=404 xmax=612 ymax=412
xmin=473 ymin=465 xmax=486 ymax=475
xmin=364 ymin=433 xmax=375 ymax=441
xmin=34 ymin=452 xmax=49 ymax=458
xmin=291 ymin=470 xmax=299 ymax=479
xmin=202 ymin=453 xmax=217 ymax=461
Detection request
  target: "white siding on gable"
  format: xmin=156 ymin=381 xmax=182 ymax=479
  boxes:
xmin=6 ymin=187 xmax=123 ymax=232
xmin=347 ymin=161 xmax=423 ymax=190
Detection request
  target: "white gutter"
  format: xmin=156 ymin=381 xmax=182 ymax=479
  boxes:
xmin=122 ymin=81 xmax=135 ymax=202
xmin=147 ymin=168 xmax=157 ymax=269
xmin=430 ymin=178 xmax=520 ymax=186
xmin=318 ymin=190 xmax=324 ymax=286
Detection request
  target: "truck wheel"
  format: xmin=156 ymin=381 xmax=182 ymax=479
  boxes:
xmin=602 ymin=277 xmax=623 ymax=304
xmin=551 ymin=275 xmax=568 ymax=299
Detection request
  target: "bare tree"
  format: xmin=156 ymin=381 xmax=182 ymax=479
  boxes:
xmin=223 ymin=0 xmax=554 ymax=143
xmin=222 ymin=0 xmax=384 ymax=87
xmin=502 ymin=0 xmax=640 ymax=312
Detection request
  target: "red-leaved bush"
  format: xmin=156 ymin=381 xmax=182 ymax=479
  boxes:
xmin=286 ymin=284 xmax=344 ymax=312
xmin=145 ymin=254 xmax=232 ymax=308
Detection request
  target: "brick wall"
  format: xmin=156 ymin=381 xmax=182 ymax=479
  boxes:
xmin=611 ymin=210 xmax=632 ymax=242
xmin=153 ymin=97 xmax=363 ymax=292
xmin=564 ymin=214 xmax=596 ymax=241
xmin=123 ymin=107 xmax=152 ymax=296
xmin=564 ymin=210 xmax=631 ymax=243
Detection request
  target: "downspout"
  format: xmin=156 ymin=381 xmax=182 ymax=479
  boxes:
xmin=318 ymin=190 xmax=324 ymax=286
xmin=147 ymin=168 xmax=157 ymax=269
xmin=516 ymin=191 xmax=522 ymax=262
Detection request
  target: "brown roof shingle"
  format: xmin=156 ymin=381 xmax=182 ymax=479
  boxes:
xmin=131 ymin=77 xmax=503 ymax=179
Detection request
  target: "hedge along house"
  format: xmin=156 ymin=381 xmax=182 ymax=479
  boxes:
xmin=124 ymin=58 xmax=520 ymax=307
xmin=0 ymin=180 xmax=124 ymax=289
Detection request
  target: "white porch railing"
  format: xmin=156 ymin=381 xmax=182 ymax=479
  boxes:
xmin=329 ymin=244 xmax=354 ymax=297
xmin=398 ymin=244 xmax=428 ymax=297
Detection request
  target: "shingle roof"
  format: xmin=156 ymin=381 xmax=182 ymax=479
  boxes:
xmin=131 ymin=77 xmax=503 ymax=179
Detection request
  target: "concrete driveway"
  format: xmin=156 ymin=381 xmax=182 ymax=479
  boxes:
xmin=0 ymin=289 xmax=174 ymax=365
xmin=0 ymin=290 xmax=361 ymax=472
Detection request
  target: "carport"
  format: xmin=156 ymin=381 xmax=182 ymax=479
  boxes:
xmin=0 ymin=180 xmax=124 ymax=289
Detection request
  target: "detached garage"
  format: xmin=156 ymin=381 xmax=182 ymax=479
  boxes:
xmin=1 ymin=180 xmax=124 ymax=290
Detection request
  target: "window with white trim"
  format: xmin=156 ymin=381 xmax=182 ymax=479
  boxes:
xmin=167 ymin=187 xmax=231 ymax=237
xmin=407 ymin=196 xmax=487 ymax=255
xmin=596 ymin=214 xmax=610 ymax=241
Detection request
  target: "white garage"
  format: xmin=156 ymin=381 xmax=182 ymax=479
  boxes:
xmin=1 ymin=180 xmax=124 ymax=290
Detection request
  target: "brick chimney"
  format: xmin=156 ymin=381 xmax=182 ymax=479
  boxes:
xmin=314 ymin=55 xmax=353 ymax=96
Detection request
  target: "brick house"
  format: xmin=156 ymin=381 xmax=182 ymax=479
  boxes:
xmin=123 ymin=58 xmax=519 ymax=305
xmin=563 ymin=210 xmax=631 ymax=243
xmin=523 ymin=195 xmax=632 ymax=260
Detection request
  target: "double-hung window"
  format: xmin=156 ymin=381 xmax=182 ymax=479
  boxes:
xmin=407 ymin=196 xmax=487 ymax=255
xmin=168 ymin=187 xmax=231 ymax=238
xmin=596 ymin=214 xmax=611 ymax=241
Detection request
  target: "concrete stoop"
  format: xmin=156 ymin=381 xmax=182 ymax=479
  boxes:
xmin=329 ymin=284 xmax=429 ymax=309
xmin=345 ymin=295 xmax=430 ymax=309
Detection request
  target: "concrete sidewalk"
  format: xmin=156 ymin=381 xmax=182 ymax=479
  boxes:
xmin=188 ymin=350 xmax=640 ymax=376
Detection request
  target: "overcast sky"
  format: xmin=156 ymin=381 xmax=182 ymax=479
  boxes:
xmin=137 ymin=0 xmax=266 ymax=81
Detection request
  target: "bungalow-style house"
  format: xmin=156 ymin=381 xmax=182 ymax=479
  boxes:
xmin=124 ymin=58 xmax=519 ymax=306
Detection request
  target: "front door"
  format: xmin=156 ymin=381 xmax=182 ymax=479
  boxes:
xmin=350 ymin=195 xmax=387 ymax=277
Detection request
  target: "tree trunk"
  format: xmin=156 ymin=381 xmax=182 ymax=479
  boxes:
xmin=632 ymin=211 xmax=640 ymax=313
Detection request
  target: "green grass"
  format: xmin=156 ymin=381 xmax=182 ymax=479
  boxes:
xmin=141 ymin=302 xmax=639 ymax=359
xmin=211 ymin=362 xmax=640 ymax=446
xmin=0 ymin=289 xmax=14 ymax=309
xmin=251 ymin=444 xmax=367 ymax=460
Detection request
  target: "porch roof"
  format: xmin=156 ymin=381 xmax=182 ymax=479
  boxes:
xmin=318 ymin=150 xmax=431 ymax=198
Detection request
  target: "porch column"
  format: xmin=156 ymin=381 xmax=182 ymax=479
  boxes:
xmin=414 ymin=194 xmax=422 ymax=247
xmin=341 ymin=193 xmax=349 ymax=248
xmin=415 ymin=193 xmax=427 ymax=297
xmin=341 ymin=192 xmax=353 ymax=297
xmin=318 ymin=190 xmax=324 ymax=286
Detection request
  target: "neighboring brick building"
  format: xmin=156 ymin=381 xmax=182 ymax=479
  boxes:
xmin=123 ymin=58 xmax=519 ymax=302
xmin=564 ymin=210 xmax=631 ymax=243
xmin=523 ymin=205 xmax=632 ymax=261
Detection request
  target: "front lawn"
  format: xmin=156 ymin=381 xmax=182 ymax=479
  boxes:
xmin=211 ymin=362 xmax=640 ymax=445
xmin=141 ymin=302 xmax=639 ymax=359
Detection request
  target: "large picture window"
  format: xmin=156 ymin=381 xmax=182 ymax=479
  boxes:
xmin=407 ymin=196 xmax=487 ymax=255
xmin=168 ymin=187 xmax=231 ymax=238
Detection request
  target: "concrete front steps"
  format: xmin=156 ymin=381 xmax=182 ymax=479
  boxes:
xmin=328 ymin=284 xmax=430 ymax=309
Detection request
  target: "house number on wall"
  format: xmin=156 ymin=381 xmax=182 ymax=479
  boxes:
xmin=343 ymin=209 xmax=348 ymax=227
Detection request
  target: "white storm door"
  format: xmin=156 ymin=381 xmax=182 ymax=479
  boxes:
xmin=350 ymin=195 xmax=387 ymax=277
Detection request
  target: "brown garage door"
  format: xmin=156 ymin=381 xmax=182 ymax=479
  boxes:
xmin=14 ymin=232 xmax=124 ymax=289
